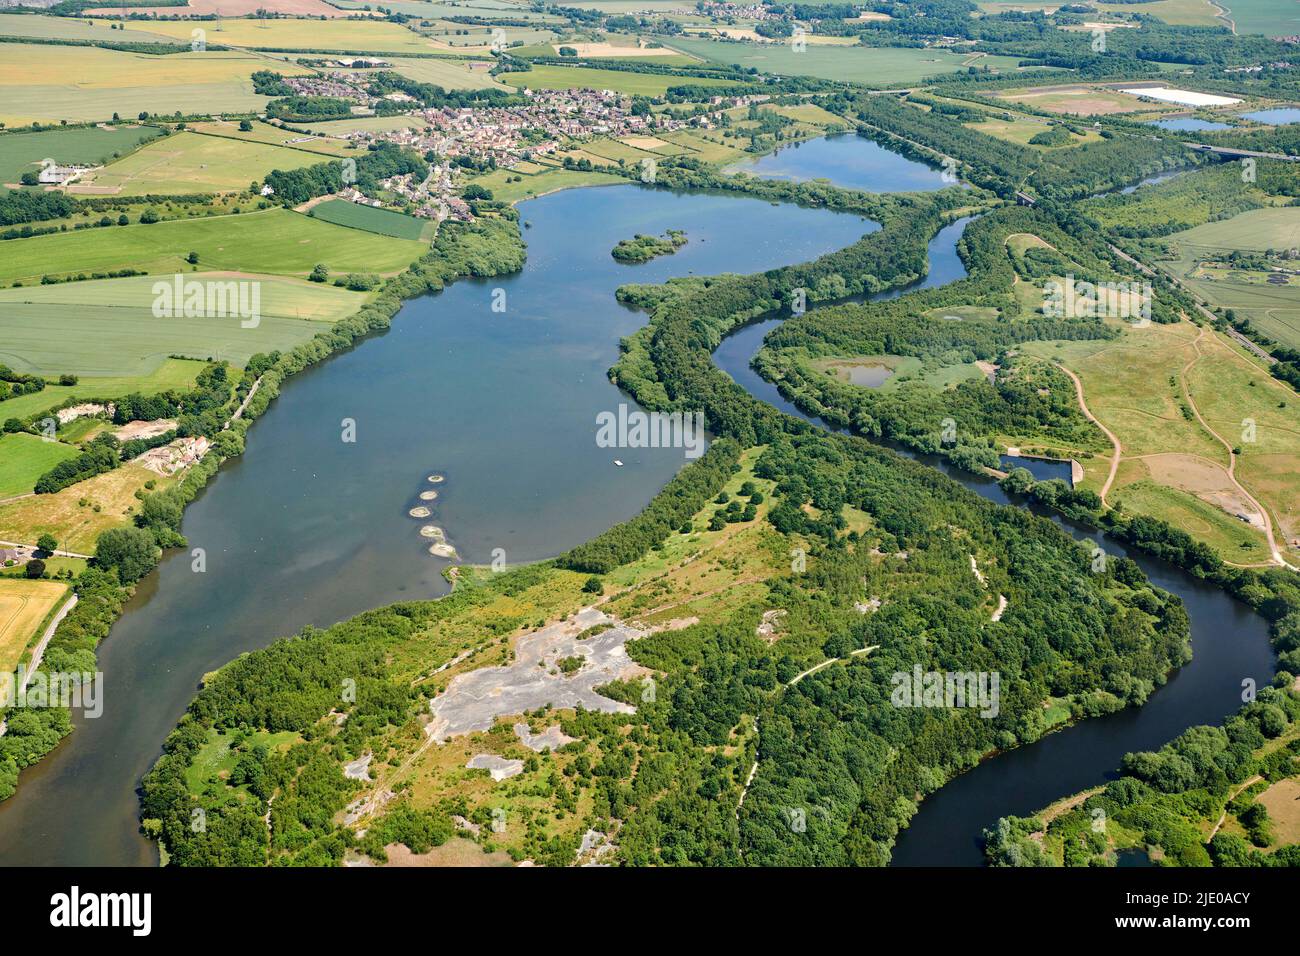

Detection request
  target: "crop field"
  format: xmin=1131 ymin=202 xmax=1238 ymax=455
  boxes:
xmin=0 ymin=433 xmax=80 ymax=498
xmin=0 ymin=579 xmax=69 ymax=675
xmin=111 ymin=17 xmax=449 ymax=54
xmin=92 ymin=0 xmax=353 ymax=15
xmin=0 ymin=44 xmax=314 ymax=126
xmin=0 ymin=273 xmax=369 ymax=376
xmin=966 ymin=117 xmax=1100 ymax=148
xmin=1160 ymin=207 xmax=1300 ymax=349
xmin=307 ymin=199 xmax=431 ymax=240
xmin=0 ymin=208 xmax=424 ymax=286
xmin=0 ymin=13 xmax=179 ymax=45
xmin=661 ymin=38 xmax=1025 ymax=85
xmin=1168 ymin=207 xmax=1300 ymax=252
xmin=0 ymin=124 xmax=163 ymax=185
xmin=1211 ymin=0 xmax=1297 ymax=34
xmin=297 ymin=115 xmax=428 ymax=136
xmin=367 ymin=56 xmax=506 ymax=90
xmin=331 ymin=0 xmax=566 ymax=18
xmin=502 ymin=63 xmax=739 ymax=95
xmin=186 ymin=120 xmax=359 ymax=157
xmin=976 ymin=0 xmax=1222 ymax=25
xmin=0 ymin=360 xmax=205 ymax=424
xmin=72 ymin=131 xmax=324 ymax=195
xmin=997 ymin=84 xmax=1155 ymax=116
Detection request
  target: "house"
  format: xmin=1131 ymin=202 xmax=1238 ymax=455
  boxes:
xmin=0 ymin=549 xmax=19 ymax=566
xmin=38 ymin=164 xmax=85 ymax=186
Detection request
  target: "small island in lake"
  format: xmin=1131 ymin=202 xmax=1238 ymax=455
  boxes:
xmin=611 ymin=229 xmax=687 ymax=263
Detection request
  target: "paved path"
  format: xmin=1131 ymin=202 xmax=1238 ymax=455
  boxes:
xmin=0 ymin=591 xmax=78 ymax=738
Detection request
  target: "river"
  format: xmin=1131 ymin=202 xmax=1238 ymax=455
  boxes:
xmin=0 ymin=183 xmax=872 ymax=866
xmin=710 ymin=139 xmax=1277 ymax=867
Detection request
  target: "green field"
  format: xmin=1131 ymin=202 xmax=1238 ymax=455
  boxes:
xmin=76 ymin=130 xmax=323 ymax=195
xmin=0 ymin=360 xmax=205 ymax=423
xmin=0 ymin=44 xmax=314 ymax=126
xmin=367 ymin=56 xmax=507 ymax=90
xmin=0 ymin=272 xmax=370 ymax=376
xmin=1170 ymin=207 xmax=1300 ymax=252
xmin=0 ymin=433 xmax=79 ymax=498
xmin=468 ymin=165 xmax=623 ymax=203
xmin=0 ymin=13 xmax=178 ymax=45
xmin=502 ymin=63 xmax=739 ymax=95
xmin=0 ymin=124 xmax=164 ymax=185
xmin=186 ymin=119 xmax=359 ymax=158
xmin=0 ymin=208 xmax=424 ymax=286
xmin=308 ymin=199 xmax=431 ymax=240
xmin=661 ymin=38 xmax=1026 ymax=85
xmin=1217 ymin=0 xmax=1300 ymax=35
xmin=111 ymin=17 xmax=448 ymax=54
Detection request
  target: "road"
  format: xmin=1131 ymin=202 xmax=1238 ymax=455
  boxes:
xmin=0 ymin=591 xmax=79 ymax=738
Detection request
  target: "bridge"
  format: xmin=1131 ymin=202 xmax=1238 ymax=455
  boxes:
xmin=1182 ymin=142 xmax=1300 ymax=162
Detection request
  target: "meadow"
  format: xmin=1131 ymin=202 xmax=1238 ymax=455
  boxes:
xmin=0 ymin=462 xmax=174 ymax=555
xmin=1169 ymin=207 xmax=1300 ymax=252
xmin=0 ymin=44 xmax=313 ymax=126
xmin=0 ymin=579 xmax=69 ymax=675
xmin=0 ymin=434 xmax=79 ymax=498
xmin=1218 ymin=0 xmax=1300 ymax=36
xmin=307 ymin=199 xmax=431 ymax=240
xmin=0 ymin=124 xmax=163 ymax=185
xmin=75 ymin=130 xmax=324 ymax=195
xmin=502 ymin=63 xmax=739 ymax=95
xmin=0 ymin=207 xmax=424 ymax=286
xmin=661 ymin=37 xmax=1025 ymax=85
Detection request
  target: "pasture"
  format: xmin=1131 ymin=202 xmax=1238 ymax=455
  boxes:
xmin=0 ymin=44 xmax=314 ymax=126
xmin=661 ymin=37 xmax=1025 ymax=85
xmin=307 ymin=199 xmax=431 ymax=240
xmin=73 ymin=131 xmax=323 ymax=195
xmin=0 ymin=579 xmax=69 ymax=675
xmin=1169 ymin=207 xmax=1300 ymax=252
xmin=0 ymin=434 xmax=79 ymax=498
xmin=0 ymin=207 xmax=424 ymax=286
xmin=0 ymin=124 xmax=163 ymax=186
xmin=502 ymin=63 xmax=739 ymax=95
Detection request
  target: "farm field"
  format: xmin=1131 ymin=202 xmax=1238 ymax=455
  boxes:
xmin=1218 ymin=0 xmax=1300 ymax=36
xmin=0 ymin=360 xmax=205 ymax=424
xmin=0 ymin=125 xmax=163 ymax=186
xmin=0 ymin=461 xmax=176 ymax=555
xmin=297 ymin=114 xmax=428 ymax=136
xmin=0 ymin=44 xmax=314 ymax=126
xmin=0 ymin=273 xmax=370 ymax=376
xmin=661 ymin=37 xmax=1026 ymax=85
xmin=966 ymin=116 xmax=1100 ymax=148
xmin=186 ymin=120 xmax=359 ymax=157
xmin=0 ymin=14 xmax=179 ymax=45
xmin=109 ymin=17 xmax=450 ymax=54
xmin=71 ymin=131 xmax=323 ymax=196
xmin=307 ymin=199 xmax=431 ymax=240
xmin=0 ymin=434 xmax=79 ymax=499
xmin=330 ymin=0 xmax=565 ymax=18
xmin=0 ymin=208 xmax=424 ymax=286
xmin=0 ymin=579 xmax=69 ymax=676
xmin=364 ymin=56 xmax=506 ymax=90
xmin=502 ymin=63 xmax=739 ymax=95
xmin=997 ymin=84 xmax=1156 ymax=115
xmin=1160 ymin=207 xmax=1300 ymax=350
xmin=92 ymin=0 xmax=354 ymax=15
xmin=976 ymin=0 xmax=1222 ymax=25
